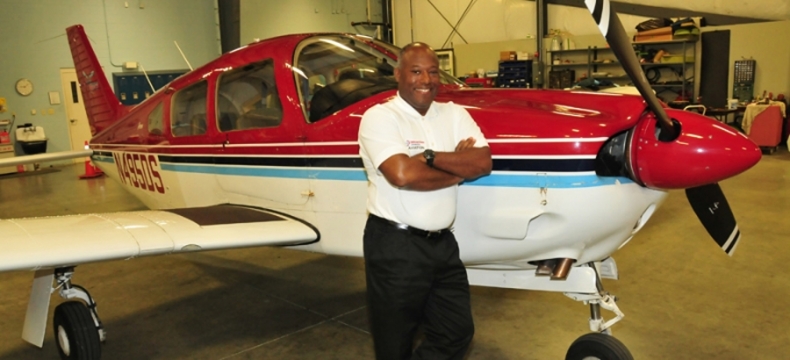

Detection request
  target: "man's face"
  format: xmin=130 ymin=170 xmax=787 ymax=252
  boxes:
xmin=395 ymin=46 xmax=440 ymax=115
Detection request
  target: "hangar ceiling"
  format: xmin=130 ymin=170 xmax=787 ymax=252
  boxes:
xmin=546 ymin=0 xmax=789 ymax=25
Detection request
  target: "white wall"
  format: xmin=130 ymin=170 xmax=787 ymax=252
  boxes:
xmin=394 ymin=1 xmax=790 ymax=103
xmin=703 ymin=20 xmax=790 ymax=100
xmin=0 ymin=0 xmax=220 ymax=156
xmin=392 ymin=0 xmax=651 ymax=48
xmin=240 ymin=0 xmax=384 ymax=45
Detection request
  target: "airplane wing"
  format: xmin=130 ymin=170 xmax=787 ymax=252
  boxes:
xmin=0 ymin=204 xmax=319 ymax=272
xmin=0 ymin=150 xmax=93 ymax=168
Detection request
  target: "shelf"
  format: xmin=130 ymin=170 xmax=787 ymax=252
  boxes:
xmin=549 ymin=48 xmax=589 ymax=54
xmin=633 ymin=38 xmax=698 ymax=45
xmin=551 ymin=63 xmax=588 ymax=67
xmin=641 ymin=62 xmax=694 ymax=67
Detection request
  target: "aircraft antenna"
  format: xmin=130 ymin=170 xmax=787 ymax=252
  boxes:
xmin=138 ymin=64 xmax=156 ymax=93
xmin=174 ymin=41 xmax=194 ymax=71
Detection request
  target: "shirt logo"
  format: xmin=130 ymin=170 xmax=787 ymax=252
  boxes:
xmin=406 ymin=140 xmax=425 ymax=151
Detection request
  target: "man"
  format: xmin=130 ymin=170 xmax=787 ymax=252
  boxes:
xmin=358 ymin=42 xmax=492 ymax=360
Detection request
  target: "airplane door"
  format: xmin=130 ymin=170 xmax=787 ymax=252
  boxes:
xmin=60 ymin=69 xmax=92 ymax=163
xmin=213 ymin=59 xmax=312 ymax=212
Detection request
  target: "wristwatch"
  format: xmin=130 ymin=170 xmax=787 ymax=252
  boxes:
xmin=423 ymin=149 xmax=435 ymax=168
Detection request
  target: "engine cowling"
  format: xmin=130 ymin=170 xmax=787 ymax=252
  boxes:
xmin=628 ymin=109 xmax=761 ymax=189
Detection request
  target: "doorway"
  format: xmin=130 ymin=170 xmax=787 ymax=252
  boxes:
xmin=60 ymin=69 xmax=92 ymax=163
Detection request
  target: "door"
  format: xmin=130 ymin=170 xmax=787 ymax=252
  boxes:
xmin=60 ymin=69 xmax=92 ymax=162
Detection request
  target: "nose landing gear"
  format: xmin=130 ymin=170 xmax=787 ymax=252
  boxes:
xmin=52 ymin=268 xmax=105 ymax=360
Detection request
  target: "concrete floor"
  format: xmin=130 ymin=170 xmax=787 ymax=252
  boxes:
xmin=0 ymin=151 xmax=788 ymax=360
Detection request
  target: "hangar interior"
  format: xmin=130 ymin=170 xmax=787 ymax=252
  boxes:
xmin=1 ymin=0 xmax=789 ymax=359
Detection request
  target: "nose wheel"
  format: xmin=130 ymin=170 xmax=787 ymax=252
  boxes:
xmin=52 ymin=267 xmax=105 ymax=360
xmin=54 ymin=301 xmax=101 ymax=360
xmin=565 ymin=333 xmax=633 ymax=360
xmin=564 ymin=260 xmax=634 ymax=360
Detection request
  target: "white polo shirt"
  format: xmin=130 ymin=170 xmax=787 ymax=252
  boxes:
xmin=358 ymin=93 xmax=488 ymax=231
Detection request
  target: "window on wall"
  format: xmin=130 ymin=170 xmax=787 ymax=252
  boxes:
xmin=171 ymin=81 xmax=208 ymax=137
xmin=216 ymin=59 xmax=283 ymax=132
xmin=147 ymin=102 xmax=164 ymax=136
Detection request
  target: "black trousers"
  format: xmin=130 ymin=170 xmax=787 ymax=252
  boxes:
xmin=363 ymin=216 xmax=474 ymax=360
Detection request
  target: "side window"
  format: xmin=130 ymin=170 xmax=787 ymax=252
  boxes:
xmin=217 ymin=59 xmax=283 ymax=132
xmin=147 ymin=102 xmax=164 ymax=135
xmin=171 ymin=81 xmax=208 ymax=137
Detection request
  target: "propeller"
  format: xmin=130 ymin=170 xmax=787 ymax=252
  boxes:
xmin=584 ymin=0 xmax=677 ymax=141
xmin=584 ymin=0 xmax=742 ymax=255
xmin=686 ymin=184 xmax=740 ymax=256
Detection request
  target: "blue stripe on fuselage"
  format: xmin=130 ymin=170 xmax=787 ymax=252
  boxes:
xmin=93 ymin=152 xmax=633 ymax=188
xmin=159 ymin=163 xmax=632 ymax=188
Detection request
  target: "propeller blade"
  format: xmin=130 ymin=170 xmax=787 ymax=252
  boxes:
xmin=584 ymin=0 xmax=677 ymax=141
xmin=685 ymin=184 xmax=740 ymax=256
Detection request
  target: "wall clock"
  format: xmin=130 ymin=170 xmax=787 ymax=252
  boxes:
xmin=15 ymin=78 xmax=33 ymax=96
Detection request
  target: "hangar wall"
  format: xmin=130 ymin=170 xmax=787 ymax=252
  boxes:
xmin=392 ymin=1 xmax=652 ymax=48
xmin=239 ymin=0 xmax=384 ymax=45
xmin=0 ymin=0 xmax=220 ymax=157
xmin=703 ymin=21 xmax=790 ymax=100
xmin=394 ymin=1 xmax=790 ymax=101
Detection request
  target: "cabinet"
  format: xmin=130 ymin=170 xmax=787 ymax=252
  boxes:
xmin=632 ymin=39 xmax=697 ymax=102
xmin=497 ymin=60 xmax=532 ymax=88
xmin=546 ymin=47 xmax=628 ymax=89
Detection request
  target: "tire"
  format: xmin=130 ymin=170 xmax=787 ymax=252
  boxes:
xmin=565 ymin=333 xmax=633 ymax=360
xmin=53 ymin=301 xmax=102 ymax=360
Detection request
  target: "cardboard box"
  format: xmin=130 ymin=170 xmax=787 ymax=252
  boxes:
xmin=500 ymin=51 xmax=516 ymax=61
xmin=634 ymin=26 xmax=673 ymax=43
xmin=635 ymin=33 xmax=673 ymax=42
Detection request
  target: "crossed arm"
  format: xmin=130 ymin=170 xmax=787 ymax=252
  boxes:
xmin=378 ymin=137 xmax=492 ymax=191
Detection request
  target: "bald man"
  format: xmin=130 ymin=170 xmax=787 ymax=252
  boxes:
xmin=358 ymin=42 xmax=492 ymax=360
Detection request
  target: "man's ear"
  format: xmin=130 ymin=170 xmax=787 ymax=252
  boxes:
xmin=394 ymin=67 xmax=401 ymax=81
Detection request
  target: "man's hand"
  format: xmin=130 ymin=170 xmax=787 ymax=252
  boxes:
xmin=455 ymin=137 xmax=476 ymax=152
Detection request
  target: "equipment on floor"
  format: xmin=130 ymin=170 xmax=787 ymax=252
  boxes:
xmin=15 ymin=123 xmax=48 ymax=171
xmin=747 ymin=105 xmax=784 ymax=154
xmin=0 ymin=117 xmax=16 ymax=175
xmin=16 ymin=123 xmax=47 ymax=155
xmin=79 ymin=141 xmax=103 ymax=179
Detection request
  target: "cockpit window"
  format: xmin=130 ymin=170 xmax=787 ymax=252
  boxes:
xmin=292 ymin=35 xmax=466 ymax=123
xmin=293 ymin=36 xmax=396 ymax=123
xmin=171 ymin=81 xmax=208 ymax=137
xmin=216 ymin=59 xmax=283 ymax=132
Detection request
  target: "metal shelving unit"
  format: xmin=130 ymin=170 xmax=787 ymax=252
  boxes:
xmin=497 ymin=60 xmax=533 ymax=88
xmin=546 ymin=47 xmax=627 ymax=88
xmin=632 ymin=38 xmax=698 ymax=101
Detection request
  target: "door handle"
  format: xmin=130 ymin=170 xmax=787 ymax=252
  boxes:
xmin=70 ymin=119 xmax=77 ymax=124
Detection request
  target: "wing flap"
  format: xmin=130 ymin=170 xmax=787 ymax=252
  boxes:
xmin=0 ymin=205 xmax=318 ymax=272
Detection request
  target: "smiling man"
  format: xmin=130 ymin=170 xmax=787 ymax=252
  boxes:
xmin=358 ymin=42 xmax=492 ymax=360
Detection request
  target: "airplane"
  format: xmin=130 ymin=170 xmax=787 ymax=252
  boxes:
xmin=0 ymin=1 xmax=762 ymax=359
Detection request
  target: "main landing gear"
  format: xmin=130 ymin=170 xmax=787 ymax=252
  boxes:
xmin=563 ymin=260 xmax=634 ymax=360
xmin=52 ymin=268 xmax=105 ymax=360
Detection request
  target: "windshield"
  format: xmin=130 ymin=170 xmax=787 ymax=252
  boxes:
xmin=292 ymin=34 xmax=464 ymax=123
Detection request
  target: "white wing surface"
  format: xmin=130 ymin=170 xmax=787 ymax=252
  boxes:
xmin=0 ymin=204 xmax=318 ymax=272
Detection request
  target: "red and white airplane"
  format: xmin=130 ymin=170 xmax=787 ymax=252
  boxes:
xmin=0 ymin=1 xmax=761 ymax=359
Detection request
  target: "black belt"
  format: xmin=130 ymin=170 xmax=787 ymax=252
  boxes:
xmin=368 ymin=214 xmax=452 ymax=239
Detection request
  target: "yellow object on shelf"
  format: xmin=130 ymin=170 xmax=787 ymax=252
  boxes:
xmin=661 ymin=54 xmax=694 ymax=63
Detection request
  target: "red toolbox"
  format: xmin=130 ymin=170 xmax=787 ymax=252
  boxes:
xmin=748 ymin=105 xmax=783 ymax=153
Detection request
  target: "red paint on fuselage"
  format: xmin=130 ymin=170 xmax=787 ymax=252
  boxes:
xmin=78 ymin=31 xmax=758 ymax=190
